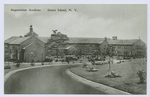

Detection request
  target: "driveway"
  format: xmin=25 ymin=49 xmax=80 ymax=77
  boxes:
xmin=4 ymin=65 xmax=105 ymax=94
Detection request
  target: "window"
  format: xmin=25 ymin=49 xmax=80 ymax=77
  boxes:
xmin=139 ymin=45 xmax=141 ymax=49
xmin=124 ymin=51 xmax=127 ymax=55
xmin=118 ymin=46 xmax=121 ymax=49
xmin=117 ymin=51 xmax=120 ymax=55
xmin=136 ymin=45 xmax=139 ymax=49
xmin=124 ymin=46 xmax=128 ymax=49
xmin=141 ymin=46 xmax=143 ymax=49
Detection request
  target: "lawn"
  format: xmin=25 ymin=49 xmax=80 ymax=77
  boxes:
xmin=70 ymin=58 xmax=147 ymax=94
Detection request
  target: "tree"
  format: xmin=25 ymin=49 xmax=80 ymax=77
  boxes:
xmin=137 ymin=69 xmax=146 ymax=84
xmin=47 ymin=30 xmax=69 ymax=58
xmin=5 ymin=52 xmax=10 ymax=67
xmin=92 ymin=50 xmax=100 ymax=60
xmin=105 ymin=45 xmax=115 ymax=71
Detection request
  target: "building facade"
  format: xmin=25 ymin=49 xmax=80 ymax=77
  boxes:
xmin=4 ymin=25 xmax=147 ymax=62
xmin=4 ymin=25 xmax=45 ymax=62
xmin=100 ymin=36 xmax=147 ymax=58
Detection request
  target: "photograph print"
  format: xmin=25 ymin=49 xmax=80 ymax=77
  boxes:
xmin=4 ymin=4 xmax=147 ymax=94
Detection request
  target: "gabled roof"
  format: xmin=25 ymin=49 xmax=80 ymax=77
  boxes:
xmin=23 ymin=42 xmax=34 ymax=49
xmin=107 ymin=39 xmax=139 ymax=45
xmin=4 ymin=36 xmax=20 ymax=44
xmin=38 ymin=37 xmax=50 ymax=43
xmin=9 ymin=37 xmax=30 ymax=44
xmin=67 ymin=37 xmax=105 ymax=44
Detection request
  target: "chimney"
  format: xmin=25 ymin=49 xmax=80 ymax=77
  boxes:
xmin=112 ymin=36 xmax=117 ymax=40
xmin=30 ymin=25 xmax=33 ymax=32
xmin=105 ymin=37 xmax=107 ymax=41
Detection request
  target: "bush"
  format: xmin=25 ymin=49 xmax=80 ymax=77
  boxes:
xmin=31 ymin=60 xmax=35 ymax=66
xmin=31 ymin=63 xmax=35 ymax=66
xmin=4 ymin=66 xmax=11 ymax=69
xmin=55 ymin=59 xmax=58 ymax=62
xmin=50 ymin=59 xmax=53 ymax=62
xmin=105 ymin=71 xmax=121 ymax=78
xmin=137 ymin=69 xmax=146 ymax=84
xmin=44 ymin=58 xmax=53 ymax=62
xmin=16 ymin=63 xmax=20 ymax=67
xmin=41 ymin=62 xmax=44 ymax=65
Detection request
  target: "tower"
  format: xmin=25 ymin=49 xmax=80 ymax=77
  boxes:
xmin=24 ymin=25 xmax=38 ymax=37
xmin=30 ymin=25 xmax=33 ymax=32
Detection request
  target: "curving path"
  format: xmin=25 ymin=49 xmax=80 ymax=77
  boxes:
xmin=4 ymin=65 xmax=105 ymax=94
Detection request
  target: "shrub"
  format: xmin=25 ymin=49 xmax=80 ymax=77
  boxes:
xmin=4 ymin=66 xmax=11 ymax=69
xmin=31 ymin=60 xmax=34 ymax=66
xmin=137 ymin=69 xmax=146 ymax=84
xmin=16 ymin=63 xmax=20 ymax=67
xmin=41 ymin=62 xmax=44 ymax=65
xmin=105 ymin=71 xmax=121 ymax=78
xmin=55 ymin=59 xmax=58 ymax=62
xmin=50 ymin=59 xmax=53 ymax=62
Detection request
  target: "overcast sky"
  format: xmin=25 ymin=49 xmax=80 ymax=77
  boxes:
xmin=4 ymin=4 xmax=147 ymax=44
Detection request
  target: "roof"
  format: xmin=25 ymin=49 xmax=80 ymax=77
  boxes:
xmin=23 ymin=42 xmax=34 ymax=49
xmin=38 ymin=37 xmax=50 ymax=43
xmin=4 ymin=36 xmax=20 ymax=43
xmin=5 ymin=36 xmax=140 ymax=45
xmin=59 ymin=45 xmax=77 ymax=51
xmin=24 ymin=31 xmax=38 ymax=37
xmin=107 ymin=39 xmax=139 ymax=45
xmin=9 ymin=37 xmax=30 ymax=44
xmin=59 ymin=45 xmax=76 ymax=49
xmin=67 ymin=37 xmax=105 ymax=44
xmin=38 ymin=37 xmax=106 ymax=44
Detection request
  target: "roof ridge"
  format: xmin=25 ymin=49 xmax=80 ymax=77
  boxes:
xmin=23 ymin=42 xmax=35 ymax=49
xmin=39 ymin=36 xmax=106 ymax=38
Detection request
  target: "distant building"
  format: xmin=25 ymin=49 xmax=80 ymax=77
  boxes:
xmin=100 ymin=36 xmax=147 ymax=58
xmin=4 ymin=25 xmax=147 ymax=62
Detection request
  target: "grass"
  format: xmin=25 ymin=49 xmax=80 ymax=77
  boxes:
xmin=70 ymin=58 xmax=147 ymax=94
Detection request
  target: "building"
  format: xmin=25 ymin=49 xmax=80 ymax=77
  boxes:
xmin=4 ymin=25 xmax=147 ymax=62
xmin=100 ymin=36 xmax=147 ymax=58
xmin=4 ymin=25 xmax=45 ymax=62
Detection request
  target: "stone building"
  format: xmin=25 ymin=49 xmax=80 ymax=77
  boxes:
xmin=100 ymin=36 xmax=147 ymax=58
xmin=4 ymin=25 xmax=147 ymax=62
xmin=4 ymin=25 xmax=45 ymax=62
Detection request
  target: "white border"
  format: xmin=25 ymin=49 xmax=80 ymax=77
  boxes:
xmin=1 ymin=0 xmax=149 ymax=97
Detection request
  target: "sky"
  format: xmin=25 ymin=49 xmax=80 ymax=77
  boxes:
xmin=4 ymin=4 xmax=147 ymax=44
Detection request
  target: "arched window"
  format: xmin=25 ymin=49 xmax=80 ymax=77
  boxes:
xmin=136 ymin=45 xmax=139 ymax=49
